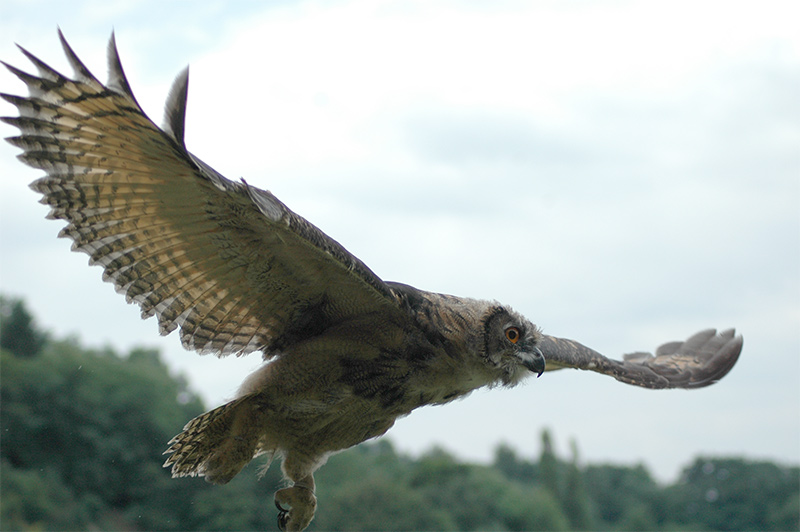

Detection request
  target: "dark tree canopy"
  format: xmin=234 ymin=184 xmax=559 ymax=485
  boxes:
xmin=0 ymin=296 xmax=46 ymax=358
xmin=0 ymin=297 xmax=794 ymax=531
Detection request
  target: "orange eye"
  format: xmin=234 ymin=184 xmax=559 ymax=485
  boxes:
xmin=505 ymin=327 xmax=521 ymax=344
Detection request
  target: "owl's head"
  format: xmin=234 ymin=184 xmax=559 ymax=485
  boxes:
xmin=481 ymin=306 xmax=545 ymax=386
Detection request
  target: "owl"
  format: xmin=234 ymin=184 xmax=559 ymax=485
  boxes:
xmin=2 ymin=32 xmax=742 ymax=531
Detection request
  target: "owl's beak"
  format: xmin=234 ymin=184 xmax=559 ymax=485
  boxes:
xmin=520 ymin=347 xmax=545 ymax=377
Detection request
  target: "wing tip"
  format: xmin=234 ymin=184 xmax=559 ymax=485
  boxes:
xmin=105 ymin=30 xmax=142 ymax=110
xmin=610 ymin=327 xmax=744 ymax=390
xmin=162 ymin=66 xmax=190 ymax=147
xmin=57 ymin=28 xmax=98 ymax=84
xmin=675 ymin=327 xmax=743 ymax=389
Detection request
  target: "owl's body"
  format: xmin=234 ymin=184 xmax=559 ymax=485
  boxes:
xmin=2 ymin=32 xmax=742 ymax=531
xmin=172 ymin=286 xmax=539 ymax=483
xmin=167 ymin=287 xmax=542 ymax=530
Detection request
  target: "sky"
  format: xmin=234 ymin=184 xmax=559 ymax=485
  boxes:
xmin=1 ymin=0 xmax=798 ymax=483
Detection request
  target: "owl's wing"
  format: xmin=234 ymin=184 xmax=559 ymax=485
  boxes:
xmin=539 ymin=328 xmax=742 ymax=389
xmin=2 ymin=31 xmax=407 ymax=357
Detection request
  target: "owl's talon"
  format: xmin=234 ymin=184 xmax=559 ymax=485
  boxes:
xmin=275 ymin=499 xmax=290 ymax=531
xmin=276 ymin=508 xmax=289 ymax=532
xmin=274 ymin=484 xmax=316 ymax=532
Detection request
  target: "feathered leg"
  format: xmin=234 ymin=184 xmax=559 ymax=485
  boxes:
xmin=275 ymin=453 xmax=319 ymax=532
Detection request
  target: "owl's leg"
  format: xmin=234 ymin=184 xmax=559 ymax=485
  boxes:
xmin=275 ymin=473 xmax=316 ymax=532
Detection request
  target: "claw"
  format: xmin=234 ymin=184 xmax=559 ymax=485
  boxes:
xmin=273 ymin=478 xmax=317 ymax=531
xmin=275 ymin=501 xmax=289 ymax=532
xmin=275 ymin=499 xmax=289 ymax=531
xmin=277 ymin=511 xmax=289 ymax=532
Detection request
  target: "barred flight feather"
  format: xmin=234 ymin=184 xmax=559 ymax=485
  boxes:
xmin=2 ymin=30 xmax=401 ymax=359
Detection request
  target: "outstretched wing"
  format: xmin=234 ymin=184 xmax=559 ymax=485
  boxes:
xmin=2 ymin=31 xmax=406 ymax=357
xmin=539 ymin=328 xmax=742 ymax=389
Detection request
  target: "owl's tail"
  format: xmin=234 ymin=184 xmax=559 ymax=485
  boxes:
xmin=163 ymin=393 xmax=269 ymax=484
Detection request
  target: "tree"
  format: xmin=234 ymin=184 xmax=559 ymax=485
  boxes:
xmin=563 ymin=439 xmax=595 ymax=530
xmin=494 ymin=442 xmax=538 ymax=484
xmin=583 ymin=462 xmax=659 ymax=529
xmin=406 ymin=445 xmax=572 ymax=531
xmin=539 ymin=429 xmax=563 ymax=504
xmin=617 ymin=503 xmax=658 ymax=531
xmin=315 ymin=475 xmax=456 ymax=531
xmin=0 ymin=460 xmax=90 ymax=531
xmin=666 ymin=457 xmax=800 ymax=531
xmin=0 ymin=332 xmax=210 ymax=529
xmin=2 ymin=296 xmax=797 ymax=531
xmin=0 ymin=296 xmax=46 ymax=357
xmin=498 ymin=483 xmax=570 ymax=531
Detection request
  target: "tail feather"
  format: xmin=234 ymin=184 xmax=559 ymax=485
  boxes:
xmin=163 ymin=393 xmax=269 ymax=484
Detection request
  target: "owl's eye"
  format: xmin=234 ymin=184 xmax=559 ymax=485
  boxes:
xmin=505 ymin=327 xmax=521 ymax=344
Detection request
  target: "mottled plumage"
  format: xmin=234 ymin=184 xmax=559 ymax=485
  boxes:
xmin=2 ymin=32 xmax=742 ymax=531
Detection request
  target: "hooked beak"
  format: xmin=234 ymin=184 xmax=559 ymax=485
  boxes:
xmin=520 ymin=347 xmax=546 ymax=377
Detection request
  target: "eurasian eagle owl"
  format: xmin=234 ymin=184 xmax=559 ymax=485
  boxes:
xmin=2 ymin=32 xmax=742 ymax=531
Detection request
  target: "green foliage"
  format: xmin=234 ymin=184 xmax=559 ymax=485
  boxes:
xmin=0 ymin=460 xmax=90 ymax=530
xmin=316 ymin=473 xmax=456 ymax=530
xmin=583 ymin=463 xmax=660 ymax=528
xmin=494 ymin=442 xmax=538 ymax=483
xmin=665 ymin=457 xmax=800 ymax=531
xmin=1 ymin=337 xmax=205 ymax=529
xmin=312 ymin=440 xmax=455 ymax=530
xmin=563 ymin=440 xmax=595 ymax=530
xmin=0 ymin=296 xmax=46 ymax=358
xmin=539 ymin=428 xmax=562 ymax=500
xmin=1 ymin=296 xmax=797 ymax=531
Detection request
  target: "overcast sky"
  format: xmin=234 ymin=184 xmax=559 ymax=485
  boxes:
xmin=1 ymin=0 xmax=798 ymax=483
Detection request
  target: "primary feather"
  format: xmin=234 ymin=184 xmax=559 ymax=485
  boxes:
xmin=3 ymin=29 xmax=402 ymax=359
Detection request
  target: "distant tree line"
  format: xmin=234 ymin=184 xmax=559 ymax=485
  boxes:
xmin=1 ymin=295 xmax=797 ymax=531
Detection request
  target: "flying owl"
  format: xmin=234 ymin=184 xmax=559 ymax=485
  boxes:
xmin=2 ymin=32 xmax=742 ymax=532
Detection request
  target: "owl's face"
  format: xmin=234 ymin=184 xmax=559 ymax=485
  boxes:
xmin=481 ymin=306 xmax=545 ymax=386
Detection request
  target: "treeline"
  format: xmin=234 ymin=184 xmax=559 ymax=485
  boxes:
xmin=1 ymin=296 xmax=797 ymax=531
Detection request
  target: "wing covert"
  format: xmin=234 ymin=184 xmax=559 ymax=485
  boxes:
xmin=539 ymin=328 xmax=742 ymax=389
xmin=2 ymin=31 xmax=405 ymax=357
